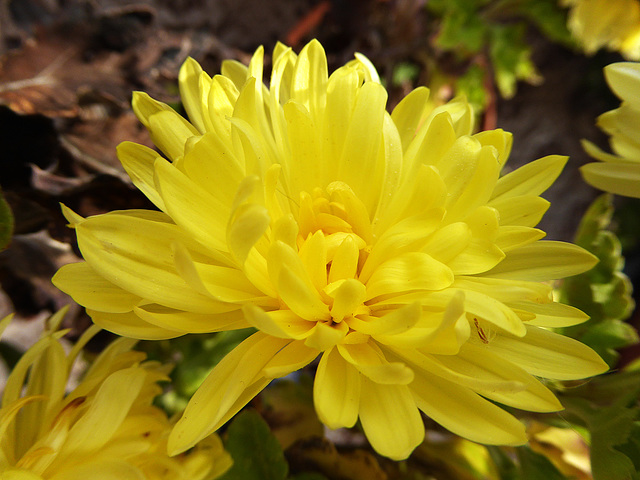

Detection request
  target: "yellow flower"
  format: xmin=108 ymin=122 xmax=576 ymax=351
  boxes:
xmin=0 ymin=310 xmax=231 ymax=480
xmin=562 ymin=0 xmax=640 ymax=59
xmin=581 ymin=62 xmax=640 ymax=198
xmin=53 ymin=40 xmax=608 ymax=460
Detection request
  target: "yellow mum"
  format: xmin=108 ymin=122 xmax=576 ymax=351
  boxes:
xmin=0 ymin=310 xmax=231 ymax=480
xmin=581 ymin=62 xmax=640 ymax=198
xmin=53 ymin=40 xmax=607 ymax=460
xmin=562 ymin=0 xmax=640 ymax=59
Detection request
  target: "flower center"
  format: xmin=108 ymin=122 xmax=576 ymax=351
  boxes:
xmin=295 ymin=182 xmax=372 ymax=327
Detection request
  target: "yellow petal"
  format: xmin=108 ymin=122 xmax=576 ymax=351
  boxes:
xmin=508 ymin=301 xmax=589 ymax=327
xmin=243 ymin=304 xmax=315 ymax=339
xmin=358 ymin=378 xmax=424 ymax=460
xmin=329 ymin=279 xmax=366 ymax=322
xmin=390 ymin=86 xmax=431 ymax=152
xmin=337 ymin=81 xmax=387 ymax=211
xmin=489 ymin=195 xmax=550 ymax=227
xmin=53 ymin=262 xmax=141 ymax=314
xmin=580 ymin=161 xmax=640 ymax=198
xmin=303 ymin=321 xmax=348 ymax=350
xmin=153 ymin=158 xmax=229 ymax=253
xmin=262 ymin=340 xmax=319 ymax=378
xmin=338 ymin=342 xmax=414 ymax=385
xmin=180 ymin=132 xmax=245 ymax=208
xmin=313 ymin=347 xmax=361 ymax=429
xmin=49 ymin=460 xmax=145 ymax=480
xmin=75 ymin=213 xmax=225 ymax=313
xmin=291 ymin=39 xmax=328 ymax=123
xmin=348 ymin=302 xmax=422 ymax=336
xmin=133 ymin=304 xmax=247 ymax=333
xmin=179 ymin=57 xmax=208 ymax=133
xmin=88 ymin=310 xmax=182 ymax=340
xmin=63 ymin=367 xmax=146 ymax=454
xmin=365 ymin=252 xmax=454 ymax=300
xmin=488 ymin=324 xmax=609 ymax=380
xmin=117 ymin=141 xmax=167 ymax=211
xmin=491 ymin=155 xmax=568 ymax=200
xmin=169 ymin=332 xmax=287 ymax=454
xmin=485 ymin=241 xmax=598 ymax=281
xmin=411 ymin=369 xmax=527 ymax=445
xmin=445 ymin=343 xmax=562 ymax=412
xmin=494 ymin=226 xmax=546 ymax=252
xmin=605 ymin=62 xmax=640 ymax=107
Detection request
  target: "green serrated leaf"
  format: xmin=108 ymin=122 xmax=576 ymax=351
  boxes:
xmin=516 ymin=0 xmax=575 ymax=47
xmin=0 ymin=187 xmax=14 ymax=251
xmin=489 ymin=24 xmax=541 ymax=98
xmin=562 ymin=397 xmax=639 ymax=480
xmin=456 ymin=64 xmax=489 ymax=113
xmin=435 ymin=8 xmax=489 ymax=53
xmin=219 ymin=409 xmax=289 ymax=480
xmin=516 ymin=446 xmax=567 ymax=480
xmin=559 ymin=194 xmax=637 ymax=367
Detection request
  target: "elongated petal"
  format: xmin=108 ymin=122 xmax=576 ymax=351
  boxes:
xmin=133 ymin=304 xmax=247 ymax=333
xmin=313 ymin=347 xmax=361 ymax=429
xmin=154 ymin=158 xmax=228 ymax=252
xmin=74 ymin=213 xmax=225 ymax=313
xmin=580 ymin=161 xmax=640 ymax=198
xmin=445 ymin=343 xmax=562 ymax=412
xmin=365 ymin=252 xmax=454 ymax=300
xmin=491 ymin=155 xmax=567 ymax=200
xmin=88 ymin=310 xmax=182 ymax=340
xmin=485 ymin=241 xmax=598 ymax=281
xmin=262 ymin=340 xmax=319 ymax=378
xmin=117 ymin=142 xmax=167 ymax=211
xmin=53 ymin=262 xmax=141 ymax=314
xmin=358 ymin=379 xmax=424 ymax=461
xmin=411 ymin=369 xmax=527 ymax=445
xmin=169 ymin=332 xmax=288 ymax=454
xmin=338 ymin=343 xmax=414 ymax=385
xmin=243 ymin=304 xmax=315 ymax=339
xmin=488 ymin=325 xmax=609 ymax=380
xmin=63 ymin=367 xmax=146 ymax=454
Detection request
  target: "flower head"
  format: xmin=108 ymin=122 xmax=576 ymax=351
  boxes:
xmin=562 ymin=0 xmax=640 ymax=59
xmin=581 ymin=62 xmax=640 ymax=198
xmin=0 ymin=310 xmax=231 ymax=479
xmin=53 ymin=40 xmax=608 ymax=460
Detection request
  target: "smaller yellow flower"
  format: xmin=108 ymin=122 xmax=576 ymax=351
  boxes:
xmin=0 ymin=309 xmax=232 ymax=480
xmin=581 ymin=62 xmax=640 ymax=198
xmin=562 ymin=0 xmax=640 ymax=59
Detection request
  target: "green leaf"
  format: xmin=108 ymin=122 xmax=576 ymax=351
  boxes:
xmin=0 ymin=187 xmax=14 ymax=251
xmin=559 ymin=194 xmax=637 ymax=367
xmin=489 ymin=24 xmax=541 ymax=98
xmin=432 ymin=3 xmax=489 ymax=53
xmin=515 ymin=0 xmax=574 ymax=47
xmin=562 ymin=397 xmax=639 ymax=480
xmin=219 ymin=409 xmax=289 ymax=480
xmin=487 ymin=446 xmax=519 ymax=480
xmin=456 ymin=64 xmax=489 ymax=113
xmin=392 ymin=62 xmax=420 ymax=87
xmin=516 ymin=446 xmax=567 ymax=480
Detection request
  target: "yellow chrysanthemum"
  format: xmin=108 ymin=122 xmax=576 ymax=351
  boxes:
xmin=562 ymin=0 xmax=640 ymax=59
xmin=0 ymin=310 xmax=231 ymax=480
xmin=581 ymin=62 xmax=640 ymax=198
xmin=53 ymin=40 xmax=608 ymax=460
